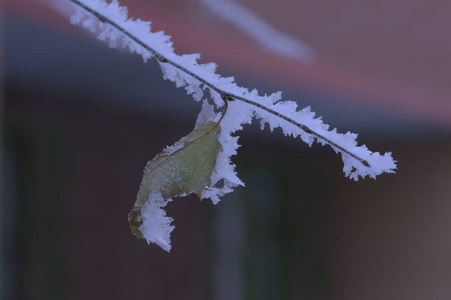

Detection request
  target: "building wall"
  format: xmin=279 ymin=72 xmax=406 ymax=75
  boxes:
xmin=330 ymin=143 xmax=451 ymax=300
xmin=5 ymin=97 xmax=451 ymax=300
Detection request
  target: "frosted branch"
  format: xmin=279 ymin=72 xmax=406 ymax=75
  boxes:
xmin=55 ymin=0 xmax=397 ymax=251
xmin=66 ymin=0 xmax=383 ymax=169
xmin=61 ymin=0 xmax=395 ymax=182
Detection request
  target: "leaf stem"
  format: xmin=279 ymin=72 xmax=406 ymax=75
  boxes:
xmin=67 ymin=0 xmax=370 ymax=168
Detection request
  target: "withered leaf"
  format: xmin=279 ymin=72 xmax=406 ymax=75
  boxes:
xmin=129 ymin=121 xmax=222 ymax=242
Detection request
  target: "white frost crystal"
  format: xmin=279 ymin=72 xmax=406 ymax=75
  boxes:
xmin=139 ymin=194 xmax=174 ymax=252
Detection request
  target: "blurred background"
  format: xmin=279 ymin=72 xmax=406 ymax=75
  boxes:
xmin=2 ymin=0 xmax=451 ymax=299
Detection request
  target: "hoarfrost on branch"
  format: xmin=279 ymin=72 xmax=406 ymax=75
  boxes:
xmin=54 ymin=0 xmax=396 ymax=251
